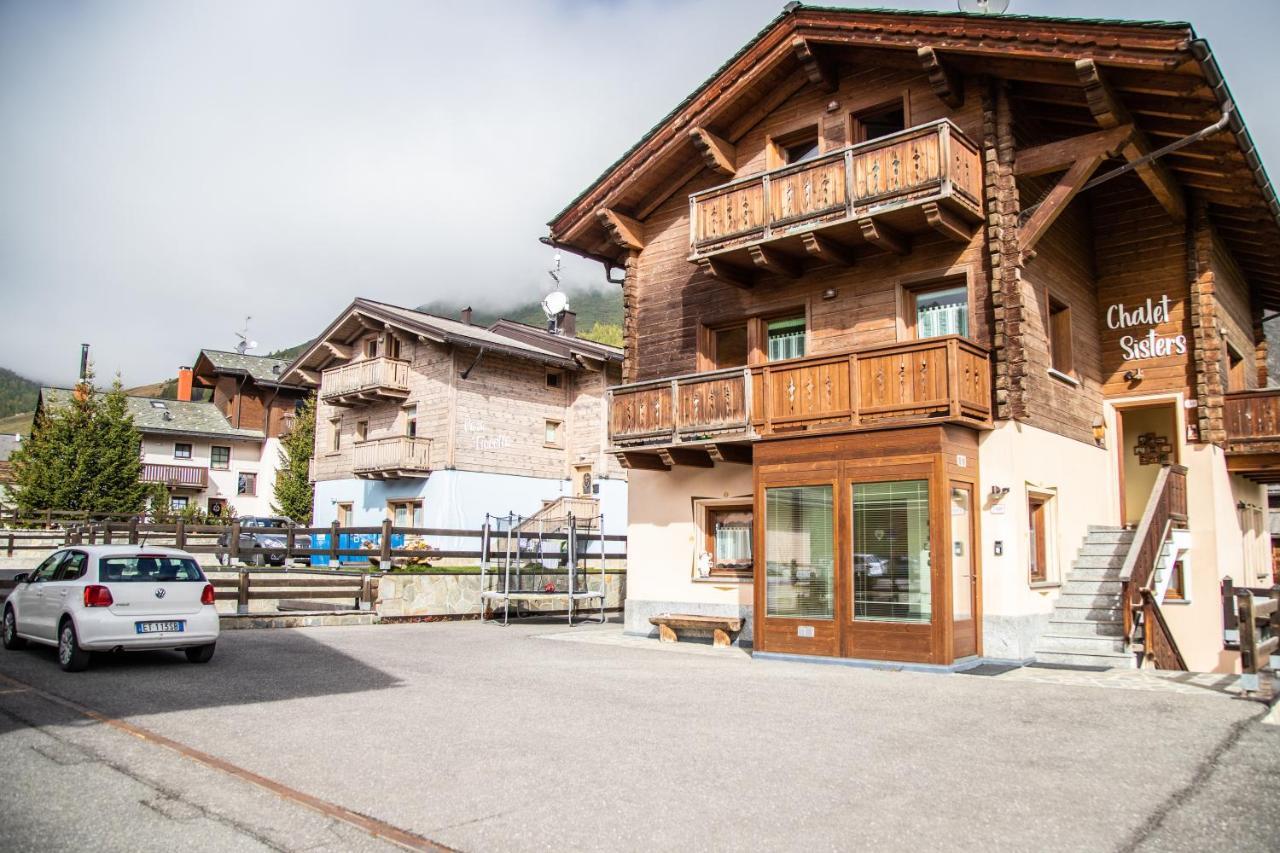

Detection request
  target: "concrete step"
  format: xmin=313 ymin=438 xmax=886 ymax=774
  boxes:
xmin=1068 ymin=566 xmax=1124 ymax=581
xmin=1035 ymin=650 xmax=1138 ymax=669
xmin=1061 ymin=579 xmax=1124 ymax=596
xmin=1071 ymin=554 xmax=1126 ymax=570
xmin=1084 ymin=529 xmax=1135 ymax=545
xmin=1076 ymin=542 xmax=1130 ymax=557
xmin=1037 ymin=633 xmax=1128 ymax=655
xmin=1046 ymin=618 xmax=1125 ymax=638
xmin=1052 ymin=594 xmax=1124 ymax=619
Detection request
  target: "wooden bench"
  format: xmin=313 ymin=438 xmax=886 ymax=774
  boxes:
xmin=649 ymin=613 xmax=743 ymax=648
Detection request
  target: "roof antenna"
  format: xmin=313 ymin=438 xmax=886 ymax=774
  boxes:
xmin=235 ymin=316 xmax=259 ymax=355
xmin=541 ymin=253 xmax=569 ymax=334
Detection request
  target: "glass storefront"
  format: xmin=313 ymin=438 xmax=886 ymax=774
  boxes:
xmin=764 ymin=485 xmax=834 ymax=619
xmin=851 ymin=480 xmax=931 ymax=623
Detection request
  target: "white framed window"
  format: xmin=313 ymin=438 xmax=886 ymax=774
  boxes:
xmin=544 ymin=419 xmax=563 ymax=448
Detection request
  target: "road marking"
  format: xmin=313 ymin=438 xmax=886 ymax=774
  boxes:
xmin=0 ymin=672 xmax=453 ymax=852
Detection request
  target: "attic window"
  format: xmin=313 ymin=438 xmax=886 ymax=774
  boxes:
xmin=546 ymin=370 xmax=563 ymax=389
xmin=853 ymin=102 xmax=906 ymax=143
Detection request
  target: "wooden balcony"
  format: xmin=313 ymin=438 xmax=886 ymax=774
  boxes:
xmin=609 ymin=336 xmax=992 ymax=469
xmin=140 ymin=463 xmax=209 ymax=490
xmin=320 ymin=357 xmax=411 ymax=407
xmin=1224 ymin=389 xmax=1280 ymax=482
xmin=353 ymin=436 xmax=433 ymax=480
xmin=688 ymin=120 xmax=983 ymax=284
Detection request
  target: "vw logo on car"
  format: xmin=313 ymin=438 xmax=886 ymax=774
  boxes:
xmin=154 ymin=587 xmax=166 ymax=599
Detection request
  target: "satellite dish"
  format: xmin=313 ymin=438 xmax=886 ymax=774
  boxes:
xmin=542 ymin=291 xmax=568 ymax=318
xmin=235 ymin=315 xmax=258 ymax=354
xmin=957 ymin=0 xmax=1010 ymax=13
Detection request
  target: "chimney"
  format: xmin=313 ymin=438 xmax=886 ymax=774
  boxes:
xmin=558 ymin=310 xmax=576 ymax=338
xmin=461 ymin=306 xmax=473 ymax=326
xmin=177 ymin=366 xmax=193 ymax=402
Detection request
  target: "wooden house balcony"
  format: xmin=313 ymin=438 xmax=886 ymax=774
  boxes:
xmin=609 ymin=336 xmax=992 ymax=469
xmin=1224 ymin=389 xmax=1280 ymax=482
xmin=320 ymin=357 xmax=411 ymax=407
xmin=140 ymin=463 xmax=209 ymax=490
xmin=353 ymin=436 xmax=433 ymax=480
xmin=688 ymin=120 xmax=983 ymax=284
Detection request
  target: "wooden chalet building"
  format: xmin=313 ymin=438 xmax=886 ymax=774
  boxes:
xmin=281 ymin=298 xmax=626 ymax=538
xmin=546 ymin=5 xmax=1280 ymax=671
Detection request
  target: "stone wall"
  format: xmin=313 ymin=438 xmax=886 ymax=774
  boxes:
xmin=376 ymin=571 xmax=626 ymax=619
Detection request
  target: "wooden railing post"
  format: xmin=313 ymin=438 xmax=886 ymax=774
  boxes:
xmin=329 ymin=520 xmax=340 ymax=566
xmin=947 ymin=338 xmax=961 ymax=420
xmin=128 ymin=515 xmax=139 ymax=545
xmin=229 ymin=520 xmax=241 ymax=565
xmin=380 ymin=518 xmax=393 ymax=568
xmin=237 ymin=569 xmax=250 ymax=615
xmin=670 ymin=379 xmax=680 ymax=444
xmin=285 ymin=527 xmax=295 ymax=564
xmin=175 ymin=519 xmax=186 ymax=550
xmin=5 ymin=533 xmax=13 ymax=558
xmin=1238 ymin=590 xmax=1258 ymax=691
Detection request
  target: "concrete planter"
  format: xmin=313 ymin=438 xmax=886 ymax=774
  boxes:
xmin=376 ymin=572 xmax=626 ymax=618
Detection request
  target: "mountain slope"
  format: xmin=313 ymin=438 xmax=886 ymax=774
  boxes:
xmin=0 ymin=367 xmax=40 ymax=419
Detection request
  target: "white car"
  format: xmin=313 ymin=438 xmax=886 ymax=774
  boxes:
xmin=2 ymin=545 xmax=220 ymax=671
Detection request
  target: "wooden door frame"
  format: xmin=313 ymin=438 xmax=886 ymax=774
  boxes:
xmin=948 ymin=479 xmax=981 ymax=661
xmin=1112 ymin=397 xmax=1182 ymax=526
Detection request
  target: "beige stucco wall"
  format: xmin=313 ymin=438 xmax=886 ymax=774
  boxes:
xmin=976 ymin=419 xmax=1117 ymax=660
xmin=624 ymin=463 xmax=754 ymax=638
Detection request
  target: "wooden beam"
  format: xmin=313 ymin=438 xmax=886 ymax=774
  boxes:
xmin=726 ymin=69 xmax=809 ymax=142
xmin=1075 ymin=59 xmax=1186 ymax=222
xmin=917 ymin=47 xmax=962 ymax=109
xmin=617 ymin=451 xmax=669 ymax=471
xmin=688 ymin=127 xmax=736 ymax=177
xmin=922 ymin=203 xmax=976 ymax=244
xmin=596 ymin=208 xmax=645 ymax=251
xmin=657 ymin=447 xmax=715 ymax=468
xmin=792 ymin=37 xmax=837 ymax=93
xmin=1020 ymin=153 xmax=1105 ymax=252
xmin=748 ymin=245 xmax=800 ymax=278
xmin=858 ymin=218 xmax=908 ymax=255
xmin=1013 ymin=125 xmax=1132 ymax=177
xmin=292 ymin=367 xmax=320 ymax=386
xmin=323 ymin=341 xmax=353 ymax=360
xmin=696 ymin=256 xmax=752 ymax=289
xmin=801 ymin=232 xmax=856 ymax=266
xmin=706 ymin=443 xmax=752 ymax=465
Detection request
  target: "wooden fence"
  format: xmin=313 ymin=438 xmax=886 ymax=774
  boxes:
xmin=0 ymin=517 xmax=627 ymax=566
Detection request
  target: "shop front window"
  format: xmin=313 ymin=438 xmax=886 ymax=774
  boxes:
xmin=852 ymin=480 xmax=931 ymax=623
xmin=764 ymin=485 xmax=834 ymax=619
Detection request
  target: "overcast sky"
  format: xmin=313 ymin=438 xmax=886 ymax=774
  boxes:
xmin=2 ymin=0 xmax=1278 ymax=387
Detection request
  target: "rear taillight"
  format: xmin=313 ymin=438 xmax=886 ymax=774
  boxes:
xmin=84 ymin=585 xmax=114 ymax=607
xmin=200 ymin=583 xmax=215 ymax=606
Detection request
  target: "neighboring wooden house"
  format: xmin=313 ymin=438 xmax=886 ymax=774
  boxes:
xmin=547 ymin=7 xmax=1280 ymax=671
xmin=188 ymin=349 xmax=310 ymax=439
xmin=281 ymin=298 xmax=625 ymax=533
xmin=37 ymin=387 xmax=270 ymax=516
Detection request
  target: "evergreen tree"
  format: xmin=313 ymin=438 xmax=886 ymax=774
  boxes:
xmin=272 ymin=393 xmax=315 ymax=523
xmin=9 ymin=374 xmax=149 ymax=515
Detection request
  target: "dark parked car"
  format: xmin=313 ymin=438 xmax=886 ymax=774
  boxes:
xmin=218 ymin=516 xmax=311 ymax=566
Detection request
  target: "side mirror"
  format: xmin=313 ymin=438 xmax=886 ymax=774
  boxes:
xmin=12 ymin=572 xmax=28 ymax=584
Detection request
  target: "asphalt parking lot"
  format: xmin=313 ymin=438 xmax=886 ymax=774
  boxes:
xmin=1 ymin=619 xmax=1277 ymax=852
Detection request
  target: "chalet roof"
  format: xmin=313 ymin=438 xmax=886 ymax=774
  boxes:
xmin=192 ymin=349 xmax=304 ymax=389
xmin=546 ymin=4 xmax=1280 ymax=309
xmin=38 ymin=387 xmax=263 ymax=442
xmin=486 ymin=318 xmax=622 ymax=365
xmin=283 ymin=298 xmax=590 ymax=382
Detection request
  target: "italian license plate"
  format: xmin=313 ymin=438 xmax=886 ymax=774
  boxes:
xmin=136 ymin=621 xmax=184 ymax=634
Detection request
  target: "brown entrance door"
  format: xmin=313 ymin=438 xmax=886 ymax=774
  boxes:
xmin=949 ymin=483 xmax=978 ymax=660
xmin=1115 ymin=403 xmax=1179 ymax=525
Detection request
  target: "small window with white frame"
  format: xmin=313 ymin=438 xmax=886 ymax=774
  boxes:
xmin=544 ymin=419 xmax=563 ymax=448
xmin=695 ymin=498 xmax=754 ymax=580
xmin=1027 ymin=487 xmax=1059 ymax=586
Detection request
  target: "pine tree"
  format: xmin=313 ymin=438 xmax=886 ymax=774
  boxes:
xmin=272 ymin=393 xmax=315 ymax=523
xmin=9 ymin=374 xmax=150 ymax=516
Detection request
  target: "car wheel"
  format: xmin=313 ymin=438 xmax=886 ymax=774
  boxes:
xmin=2 ymin=607 xmax=26 ymax=651
xmin=58 ymin=619 xmax=91 ymax=672
xmin=184 ymin=643 xmax=216 ymax=664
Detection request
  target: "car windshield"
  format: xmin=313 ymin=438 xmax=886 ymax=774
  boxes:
xmin=99 ymin=556 xmax=205 ymax=583
xmin=243 ymin=518 xmax=290 ymax=528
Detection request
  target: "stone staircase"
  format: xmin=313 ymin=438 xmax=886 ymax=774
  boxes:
xmin=1035 ymin=526 xmax=1139 ymax=669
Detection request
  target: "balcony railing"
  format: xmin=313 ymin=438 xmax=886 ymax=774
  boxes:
xmin=320 ymin=357 xmax=411 ymax=406
xmin=140 ymin=463 xmax=208 ymax=490
xmin=608 ymin=336 xmax=991 ymax=451
xmin=689 ymin=119 xmax=982 ymax=269
xmin=353 ymin=436 xmax=433 ymax=479
xmin=1225 ymin=389 xmax=1280 ymax=452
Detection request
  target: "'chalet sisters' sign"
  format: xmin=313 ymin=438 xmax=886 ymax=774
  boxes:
xmin=1106 ymin=295 xmax=1187 ymax=361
